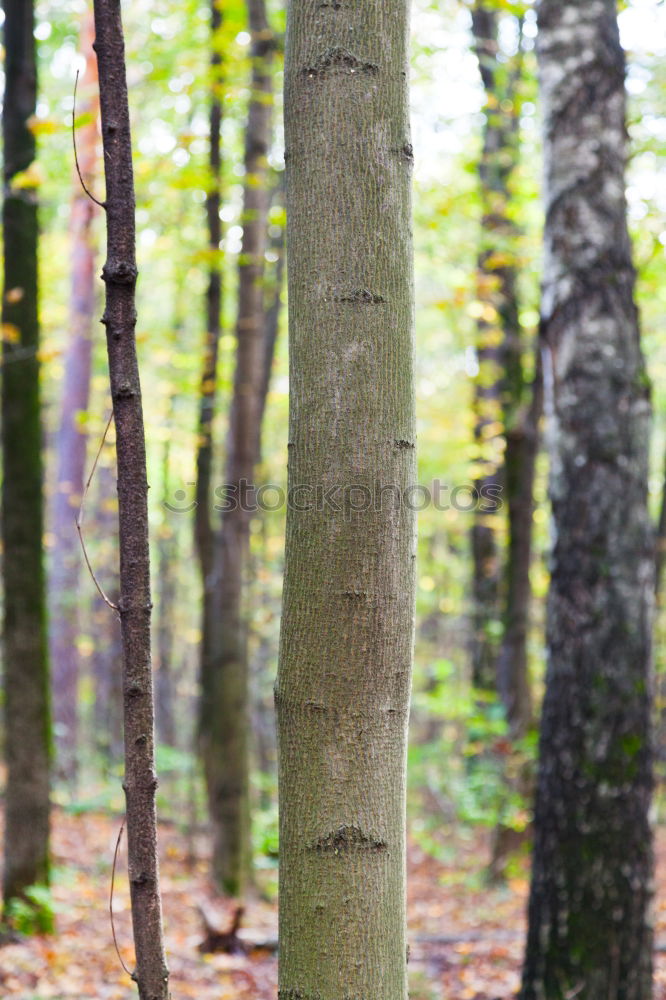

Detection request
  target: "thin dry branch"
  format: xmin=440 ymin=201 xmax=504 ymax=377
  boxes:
xmin=75 ymin=410 xmax=119 ymax=612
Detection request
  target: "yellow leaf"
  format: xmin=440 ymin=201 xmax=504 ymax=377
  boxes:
xmin=2 ymin=323 xmax=21 ymax=343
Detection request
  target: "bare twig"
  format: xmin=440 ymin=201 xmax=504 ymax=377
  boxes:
xmin=110 ymin=817 xmax=135 ymax=980
xmin=76 ymin=410 xmax=119 ymax=611
xmin=72 ymin=69 xmax=106 ymax=209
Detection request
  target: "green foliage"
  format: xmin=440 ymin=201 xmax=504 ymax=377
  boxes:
xmin=4 ymin=885 xmax=56 ymax=935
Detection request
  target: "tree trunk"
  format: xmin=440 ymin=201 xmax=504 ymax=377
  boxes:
xmin=92 ymin=1 xmax=169 ymax=995
xmin=195 ymin=0 xmax=223 ymax=583
xmin=155 ymin=434 xmax=177 ymax=748
xmin=200 ymin=0 xmax=275 ymax=897
xmin=521 ymin=2 xmax=654 ymax=997
xmin=276 ymin=1 xmax=415 ymax=996
xmin=469 ymin=4 xmax=528 ymax=709
xmin=2 ymin=0 xmax=51 ymax=908
xmin=92 ymin=459 xmax=123 ymax=766
xmin=49 ymin=10 xmax=98 ymax=785
xmin=470 ymin=5 xmax=538 ymax=738
xmin=655 ymin=454 xmax=666 ymax=595
xmin=495 ymin=358 xmax=541 ymax=738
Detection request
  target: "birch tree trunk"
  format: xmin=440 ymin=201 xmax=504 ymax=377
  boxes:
xmin=521 ymin=2 xmax=654 ymax=996
xmin=200 ymin=0 xmax=275 ymax=896
xmin=276 ymin=0 xmax=415 ymax=995
xmin=2 ymin=0 xmax=51 ymax=908
xmin=92 ymin=0 xmax=168 ymax=995
xmin=50 ymin=10 xmax=98 ymax=784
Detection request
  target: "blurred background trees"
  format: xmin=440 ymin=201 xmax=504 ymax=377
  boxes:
xmin=2 ymin=0 xmax=666 ymax=978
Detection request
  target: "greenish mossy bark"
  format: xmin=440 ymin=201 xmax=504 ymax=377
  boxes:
xmin=277 ymin=1 xmax=415 ymax=997
xmin=2 ymin=0 xmax=52 ymax=909
xmin=200 ymin=0 xmax=275 ymax=897
xmin=521 ymin=2 xmax=654 ymax=997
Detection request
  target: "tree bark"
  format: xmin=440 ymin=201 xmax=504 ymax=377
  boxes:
xmin=470 ymin=5 xmax=538 ymax=739
xmin=200 ymin=0 xmax=275 ymax=897
xmin=156 ymin=433 xmax=177 ymax=748
xmin=91 ymin=459 xmax=123 ymax=766
xmin=195 ymin=0 xmax=223 ymax=583
xmin=521 ymin=2 xmax=654 ymax=997
xmin=92 ymin=1 xmax=169 ymax=996
xmin=655 ymin=454 xmax=666 ymax=595
xmin=49 ymin=10 xmax=98 ymax=785
xmin=2 ymin=0 xmax=51 ymax=908
xmin=469 ymin=5 xmax=533 ymax=718
xmin=276 ymin=1 xmax=415 ymax=996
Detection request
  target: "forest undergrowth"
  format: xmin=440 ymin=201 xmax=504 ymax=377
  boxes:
xmin=3 ymin=806 xmax=666 ymax=999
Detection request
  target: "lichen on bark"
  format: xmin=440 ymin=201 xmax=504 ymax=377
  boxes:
xmin=521 ymin=2 xmax=654 ymax=998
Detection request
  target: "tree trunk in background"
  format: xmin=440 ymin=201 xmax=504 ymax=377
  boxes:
xmin=2 ymin=0 xmax=51 ymax=908
xmin=469 ymin=4 xmax=529 ymax=712
xmin=468 ymin=0 xmax=508 ymax=695
xmin=521 ymin=2 xmax=654 ymax=997
xmin=470 ymin=6 xmax=538 ymax=739
xmin=92 ymin=461 xmax=123 ymax=765
xmin=195 ymin=0 xmax=223 ymax=582
xmin=277 ymin=0 xmax=415 ymax=996
xmin=156 ymin=433 xmax=177 ymax=747
xmin=200 ymin=0 xmax=275 ymax=897
xmin=496 ymin=355 xmax=541 ymax=738
xmin=49 ymin=10 xmax=98 ymax=785
xmin=93 ymin=0 xmax=169 ymax=994
xmin=655 ymin=456 xmax=666 ymax=595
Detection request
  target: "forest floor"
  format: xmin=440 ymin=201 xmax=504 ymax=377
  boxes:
xmin=2 ymin=807 xmax=666 ymax=999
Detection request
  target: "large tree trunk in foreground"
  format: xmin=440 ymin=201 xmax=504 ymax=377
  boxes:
xmin=200 ymin=0 xmax=274 ymax=897
xmin=92 ymin=1 xmax=168 ymax=995
xmin=276 ymin=1 xmax=415 ymax=996
xmin=2 ymin=0 xmax=51 ymax=908
xmin=50 ymin=10 xmax=98 ymax=784
xmin=521 ymin=2 xmax=654 ymax=997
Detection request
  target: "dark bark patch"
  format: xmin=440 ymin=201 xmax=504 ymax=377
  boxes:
xmin=335 ymin=288 xmax=385 ymax=305
xmin=101 ymin=261 xmax=137 ymax=285
xmin=278 ymin=991 xmax=322 ymax=1000
xmin=301 ymin=47 xmax=378 ymax=78
xmin=311 ymin=825 xmax=387 ymax=854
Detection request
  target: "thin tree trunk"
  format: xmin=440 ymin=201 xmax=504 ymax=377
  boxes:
xmin=470 ymin=5 xmax=537 ymax=738
xmin=469 ymin=3 xmax=525 ymax=701
xmin=521 ymin=2 xmax=654 ymax=997
xmin=277 ymin=1 xmax=415 ymax=996
xmin=50 ymin=10 xmax=98 ymax=785
xmin=257 ymin=173 xmax=285 ymax=435
xmin=156 ymin=433 xmax=177 ymax=748
xmin=92 ymin=1 xmax=168 ymax=995
xmin=2 ymin=0 xmax=51 ymax=908
xmin=92 ymin=461 xmax=123 ymax=766
xmin=200 ymin=0 xmax=275 ymax=897
xmin=496 ymin=355 xmax=541 ymax=738
xmin=655 ymin=456 xmax=666 ymax=595
xmin=195 ymin=0 xmax=223 ymax=581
